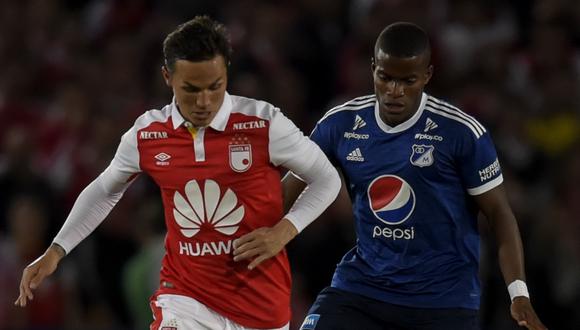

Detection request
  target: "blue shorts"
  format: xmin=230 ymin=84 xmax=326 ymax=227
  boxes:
xmin=299 ymin=287 xmax=480 ymax=330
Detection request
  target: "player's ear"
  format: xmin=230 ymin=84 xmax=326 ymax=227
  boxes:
xmin=161 ymin=65 xmax=172 ymax=87
xmin=424 ymin=64 xmax=433 ymax=85
xmin=371 ymin=57 xmax=376 ymax=72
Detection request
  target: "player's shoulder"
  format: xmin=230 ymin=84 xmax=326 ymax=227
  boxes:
xmin=423 ymin=94 xmax=487 ymax=139
xmin=318 ymin=95 xmax=376 ymax=126
xmin=132 ymin=103 xmax=173 ymax=130
xmin=229 ymin=94 xmax=280 ymax=121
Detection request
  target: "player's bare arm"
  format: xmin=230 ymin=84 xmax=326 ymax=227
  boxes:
xmin=474 ymin=185 xmax=547 ymax=330
xmin=15 ymin=243 xmax=66 ymax=307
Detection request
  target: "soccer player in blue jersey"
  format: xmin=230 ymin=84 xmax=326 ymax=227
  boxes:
xmin=285 ymin=22 xmax=547 ymax=330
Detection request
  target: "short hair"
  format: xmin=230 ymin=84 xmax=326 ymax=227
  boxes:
xmin=163 ymin=16 xmax=232 ymax=72
xmin=374 ymin=22 xmax=430 ymax=60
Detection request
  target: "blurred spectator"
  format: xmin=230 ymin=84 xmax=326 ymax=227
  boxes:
xmin=0 ymin=127 xmax=59 ymax=238
xmin=121 ymin=196 xmax=164 ymax=330
xmin=0 ymin=195 xmax=81 ymax=329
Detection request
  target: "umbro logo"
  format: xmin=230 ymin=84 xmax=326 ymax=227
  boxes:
xmin=353 ymin=115 xmax=367 ymax=130
xmin=155 ymin=152 xmax=171 ymax=166
xmin=424 ymin=117 xmax=438 ymax=132
xmin=346 ymin=148 xmax=365 ymax=162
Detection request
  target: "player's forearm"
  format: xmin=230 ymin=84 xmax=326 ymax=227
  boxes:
xmin=282 ymin=172 xmax=307 ymax=213
xmin=284 ymin=156 xmax=341 ymax=233
xmin=53 ymin=174 xmax=127 ymax=254
xmin=48 ymin=243 xmax=67 ymax=260
xmin=490 ymin=211 xmax=527 ymax=284
xmin=274 ymin=218 xmax=299 ymax=244
xmin=474 ymin=186 xmax=527 ymax=284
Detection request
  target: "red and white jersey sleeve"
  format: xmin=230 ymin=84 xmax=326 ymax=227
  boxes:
xmin=268 ymin=108 xmax=340 ymax=232
xmin=51 ymin=119 xmax=145 ymax=253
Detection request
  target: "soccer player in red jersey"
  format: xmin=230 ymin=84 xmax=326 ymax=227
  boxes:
xmin=15 ymin=16 xmax=341 ymax=330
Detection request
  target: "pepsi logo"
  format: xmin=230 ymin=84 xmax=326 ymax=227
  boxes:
xmin=367 ymin=175 xmax=415 ymax=225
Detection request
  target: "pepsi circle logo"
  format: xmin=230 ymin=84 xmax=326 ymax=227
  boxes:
xmin=367 ymin=175 xmax=415 ymax=225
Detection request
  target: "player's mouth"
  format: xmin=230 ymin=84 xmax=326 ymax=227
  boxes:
xmin=383 ymin=102 xmax=406 ymax=113
xmin=189 ymin=111 xmax=212 ymax=121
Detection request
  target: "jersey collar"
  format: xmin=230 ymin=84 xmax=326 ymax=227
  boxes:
xmin=171 ymin=92 xmax=232 ymax=131
xmin=374 ymin=92 xmax=427 ymax=133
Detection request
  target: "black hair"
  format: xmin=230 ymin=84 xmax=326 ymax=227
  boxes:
xmin=374 ymin=22 xmax=430 ymax=60
xmin=163 ymin=15 xmax=232 ymax=72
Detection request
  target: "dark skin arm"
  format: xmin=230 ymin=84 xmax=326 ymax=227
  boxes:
xmin=474 ymin=184 xmax=546 ymax=330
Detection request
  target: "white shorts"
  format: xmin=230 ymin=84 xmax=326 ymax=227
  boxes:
xmin=150 ymin=294 xmax=290 ymax=330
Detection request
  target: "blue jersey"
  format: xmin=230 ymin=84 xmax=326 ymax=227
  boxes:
xmin=311 ymin=93 xmax=503 ymax=310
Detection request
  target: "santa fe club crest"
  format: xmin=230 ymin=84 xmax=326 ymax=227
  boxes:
xmin=229 ymin=144 xmax=252 ymax=172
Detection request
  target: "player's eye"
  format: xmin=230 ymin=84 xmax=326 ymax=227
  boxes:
xmin=183 ymin=87 xmax=200 ymax=93
xmin=377 ymin=73 xmax=391 ymax=82
xmin=209 ymin=83 xmax=222 ymax=91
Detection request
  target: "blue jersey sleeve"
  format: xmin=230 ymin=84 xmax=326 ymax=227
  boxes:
xmin=310 ymin=121 xmax=339 ymax=166
xmin=458 ymin=131 xmax=503 ymax=195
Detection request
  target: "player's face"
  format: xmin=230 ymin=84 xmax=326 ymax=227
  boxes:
xmin=163 ymin=56 xmax=227 ymax=127
xmin=372 ymin=50 xmax=432 ymax=126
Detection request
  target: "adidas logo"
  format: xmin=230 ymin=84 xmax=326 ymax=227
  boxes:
xmin=353 ymin=115 xmax=367 ymax=130
xmin=173 ymin=179 xmax=244 ymax=238
xmin=346 ymin=148 xmax=365 ymax=162
xmin=424 ymin=117 xmax=438 ymax=132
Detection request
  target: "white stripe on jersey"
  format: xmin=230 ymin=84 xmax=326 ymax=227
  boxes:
xmin=426 ymin=97 xmax=486 ymax=137
xmin=425 ymin=105 xmax=483 ymax=138
xmin=427 ymin=97 xmax=485 ymax=133
xmin=319 ymin=95 xmax=375 ymax=123
xmin=467 ymin=174 xmax=504 ymax=196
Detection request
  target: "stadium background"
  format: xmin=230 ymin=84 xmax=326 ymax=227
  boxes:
xmin=1 ymin=0 xmax=579 ymax=329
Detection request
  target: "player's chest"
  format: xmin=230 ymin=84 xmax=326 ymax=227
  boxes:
xmin=138 ymin=128 xmax=270 ymax=183
xmin=337 ymin=130 xmax=454 ymax=185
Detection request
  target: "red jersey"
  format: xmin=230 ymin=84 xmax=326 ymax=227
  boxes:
xmin=107 ymin=93 xmax=316 ymax=328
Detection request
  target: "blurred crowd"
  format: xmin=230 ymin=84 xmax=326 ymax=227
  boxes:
xmin=0 ymin=0 xmax=579 ymax=329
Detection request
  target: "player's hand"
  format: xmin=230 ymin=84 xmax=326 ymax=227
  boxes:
xmin=14 ymin=244 xmax=65 ymax=307
xmin=233 ymin=218 xmax=298 ymax=270
xmin=510 ymin=297 xmax=547 ymax=330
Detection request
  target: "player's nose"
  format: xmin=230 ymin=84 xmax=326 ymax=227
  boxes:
xmin=386 ymin=81 xmax=405 ymax=97
xmin=196 ymin=90 xmax=211 ymax=108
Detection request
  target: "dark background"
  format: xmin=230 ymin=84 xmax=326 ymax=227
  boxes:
xmin=1 ymin=0 xmax=579 ymax=329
